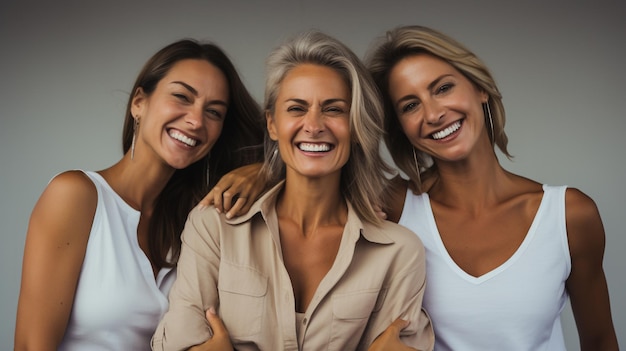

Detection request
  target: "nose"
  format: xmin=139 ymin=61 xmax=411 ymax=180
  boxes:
xmin=185 ymin=107 xmax=204 ymax=129
xmin=423 ymin=98 xmax=445 ymax=125
xmin=303 ymin=109 xmax=325 ymax=136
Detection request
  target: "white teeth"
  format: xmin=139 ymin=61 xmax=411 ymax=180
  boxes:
xmin=299 ymin=143 xmax=331 ymax=152
xmin=169 ymin=130 xmax=197 ymax=146
xmin=432 ymin=121 xmax=461 ymax=140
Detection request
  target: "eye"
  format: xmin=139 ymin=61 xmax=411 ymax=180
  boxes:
xmin=402 ymin=101 xmax=419 ymax=113
xmin=174 ymin=93 xmax=190 ymax=102
xmin=324 ymin=106 xmax=346 ymax=115
xmin=205 ymin=108 xmax=225 ymax=121
xmin=436 ymin=83 xmax=454 ymax=94
xmin=287 ymin=105 xmax=306 ymax=115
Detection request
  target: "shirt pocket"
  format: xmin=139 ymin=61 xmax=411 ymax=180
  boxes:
xmin=328 ymin=288 xmax=380 ymax=350
xmin=218 ymin=262 xmax=268 ymax=338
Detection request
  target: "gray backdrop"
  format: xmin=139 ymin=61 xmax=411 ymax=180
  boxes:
xmin=1 ymin=0 xmax=624 ymax=348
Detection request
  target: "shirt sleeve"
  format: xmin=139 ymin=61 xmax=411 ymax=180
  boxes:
xmin=360 ymin=233 xmax=435 ymax=351
xmin=151 ymin=208 xmax=222 ymax=351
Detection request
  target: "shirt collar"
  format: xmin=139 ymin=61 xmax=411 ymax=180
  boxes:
xmin=225 ymin=180 xmax=395 ymax=245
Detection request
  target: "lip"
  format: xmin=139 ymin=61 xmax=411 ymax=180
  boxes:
xmin=295 ymin=141 xmax=335 ymax=153
xmin=168 ymin=128 xmax=202 ymax=147
xmin=429 ymin=119 xmax=463 ymax=140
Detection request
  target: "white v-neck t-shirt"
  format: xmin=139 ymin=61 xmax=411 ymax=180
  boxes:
xmin=399 ymin=185 xmax=570 ymax=351
xmin=58 ymin=171 xmax=176 ymax=350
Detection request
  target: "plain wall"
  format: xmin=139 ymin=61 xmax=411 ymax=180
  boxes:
xmin=1 ymin=0 xmax=624 ymax=348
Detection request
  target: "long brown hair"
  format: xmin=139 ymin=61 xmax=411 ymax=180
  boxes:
xmin=122 ymin=39 xmax=264 ymax=269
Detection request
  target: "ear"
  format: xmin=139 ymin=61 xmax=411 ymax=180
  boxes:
xmin=130 ymin=87 xmax=147 ymax=119
xmin=480 ymin=90 xmax=489 ymax=104
xmin=266 ymin=110 xmax=278 ymax=141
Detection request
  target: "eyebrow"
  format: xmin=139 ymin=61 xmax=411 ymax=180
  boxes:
xmin=171 ymin=81 xmax=228 ymax=106
xmin=285 ymin=98 xmax=349 ymax=106
xmin=171 ymin=81 xmax=198 ymax=96
xmin=394 ymin=73 xmax=454 ymax=108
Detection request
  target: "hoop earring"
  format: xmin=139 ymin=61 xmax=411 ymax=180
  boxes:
xmin=131 ymin=117 xmax=139 ymax=160
xmin=483 ymin=102 xmax=495 ymax=144
xmin=412 ymin=147 xmax=422 ymax=186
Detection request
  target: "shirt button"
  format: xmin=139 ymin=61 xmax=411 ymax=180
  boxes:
xmin=303 ymin=318 xmax=308 ymax=325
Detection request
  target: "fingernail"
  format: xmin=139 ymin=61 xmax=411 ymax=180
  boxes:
xmin=225 ymin=212 xmax=232 ymax=219
xmin=208 ymin=306 xmax=216 ymax=315
xmin=215 ymin=207 xmax=221 ymax=214
xmin=197 ymin=204 xmax=206 ymax=210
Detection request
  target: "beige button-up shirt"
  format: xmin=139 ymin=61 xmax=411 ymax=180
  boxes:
xmin=152 ymin=182 xmax=434 ymax=351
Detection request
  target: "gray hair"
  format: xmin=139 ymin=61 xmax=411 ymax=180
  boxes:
xmin=261 ymin=30 xmax=391 ymax=225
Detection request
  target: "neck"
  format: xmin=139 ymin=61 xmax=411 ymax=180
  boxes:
xmin=277 ymin=172 xmax=347 ymax=236
xmin=99 ymin=153 xmax=176 ymax=212
xmin=428 ymin=147 xmax=512 ymax=211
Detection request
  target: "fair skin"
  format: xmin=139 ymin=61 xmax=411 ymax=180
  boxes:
xmin=386 ymin=53 xmax=618 ymax=350
xmin=15 ymin=59 xmax=229 ymax=350
xmin=267 ymin=63 xmax=352 ymax=313
xmin=193 ymin=63 xmax=371 ymax=350
xmin=200 ymin=64 xmax=426 ymax=351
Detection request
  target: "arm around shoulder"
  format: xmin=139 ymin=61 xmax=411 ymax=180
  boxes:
xmin=565 ymin=188 xmax=619 ymax=351
xmin=15 ymin=171 xmax=97 ymax=350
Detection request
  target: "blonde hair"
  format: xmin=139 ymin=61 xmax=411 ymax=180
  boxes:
xmin=262 ymin=30 xmax=391 ymax=225
xmin=366 ymin=25 xmax=511 ymax=192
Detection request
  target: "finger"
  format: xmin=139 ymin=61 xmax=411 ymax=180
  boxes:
xmin=197 ymin=189 xmax=216 ymax=210
xmin=388 ymin=318 xmax=410 ymax=334
xmin=205 ymin=307 xmax=228 ymax=338
xmin=211 ymin=185 xmax=224 ymax=213
xmin=225 ymin=196 xmax=248 ymax=219
xmin=221 ymin=190 xmax=236 ymax=213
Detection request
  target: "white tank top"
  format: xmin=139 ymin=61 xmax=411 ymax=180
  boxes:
xmin=399 ymin=185 xmax=570 ymax=351
xmin=58 ymin=171 xmax=176 ymax=351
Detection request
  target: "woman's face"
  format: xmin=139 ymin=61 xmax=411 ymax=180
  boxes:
xmin=131 ymin=59 xmax=229 ymax=169
xmin=388 ymin=53 xmax=488 ymax=162
xmin=267 ymin=63 xmax=351 ymax=181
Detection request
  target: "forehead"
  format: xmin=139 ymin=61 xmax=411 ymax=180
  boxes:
xmin=161 ymin=59 xmax=229 ymax=96
xmin=278 ymin=64 xmax=349 ymax=98
xmin=391 ymin=53 xmax=456 ymax=81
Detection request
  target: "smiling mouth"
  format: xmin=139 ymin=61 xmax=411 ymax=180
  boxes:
xmin=169 ymin=130 xmax=198 ymax=147
xmin=298 ymin=142 xmax=333 ymax=152
xmin=431 ymin=120 xmax=462 ymax=140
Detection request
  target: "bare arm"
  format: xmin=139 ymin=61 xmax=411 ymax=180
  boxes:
xmin=385 ymin=176 xmax=409 ymax=224
xmin=198 ymin=163 xmax=264 ymax=219
xmin=14 ymin=171 xmax=97 ymax=350
xmin=565 ymin=188 xmax=619 ymax=351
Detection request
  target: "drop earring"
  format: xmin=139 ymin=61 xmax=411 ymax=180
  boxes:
xmin=483 ymin=102 xmax=495 ymax=144
xmin=131 ymin=116 xmax=139 ymax=160
xmin=412 ymin=147 xmax=422 ymax=187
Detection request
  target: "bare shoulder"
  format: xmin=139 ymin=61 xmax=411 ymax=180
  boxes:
xmin=29 ymin=170 xmax=98 ymax=242
xmin=564 ymin=187 xmax=605 ymax=255
xmin=386 ymin=176 xmax=409 ymax=224
xmin=46 ymin=170 xmax=96 ymax=193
